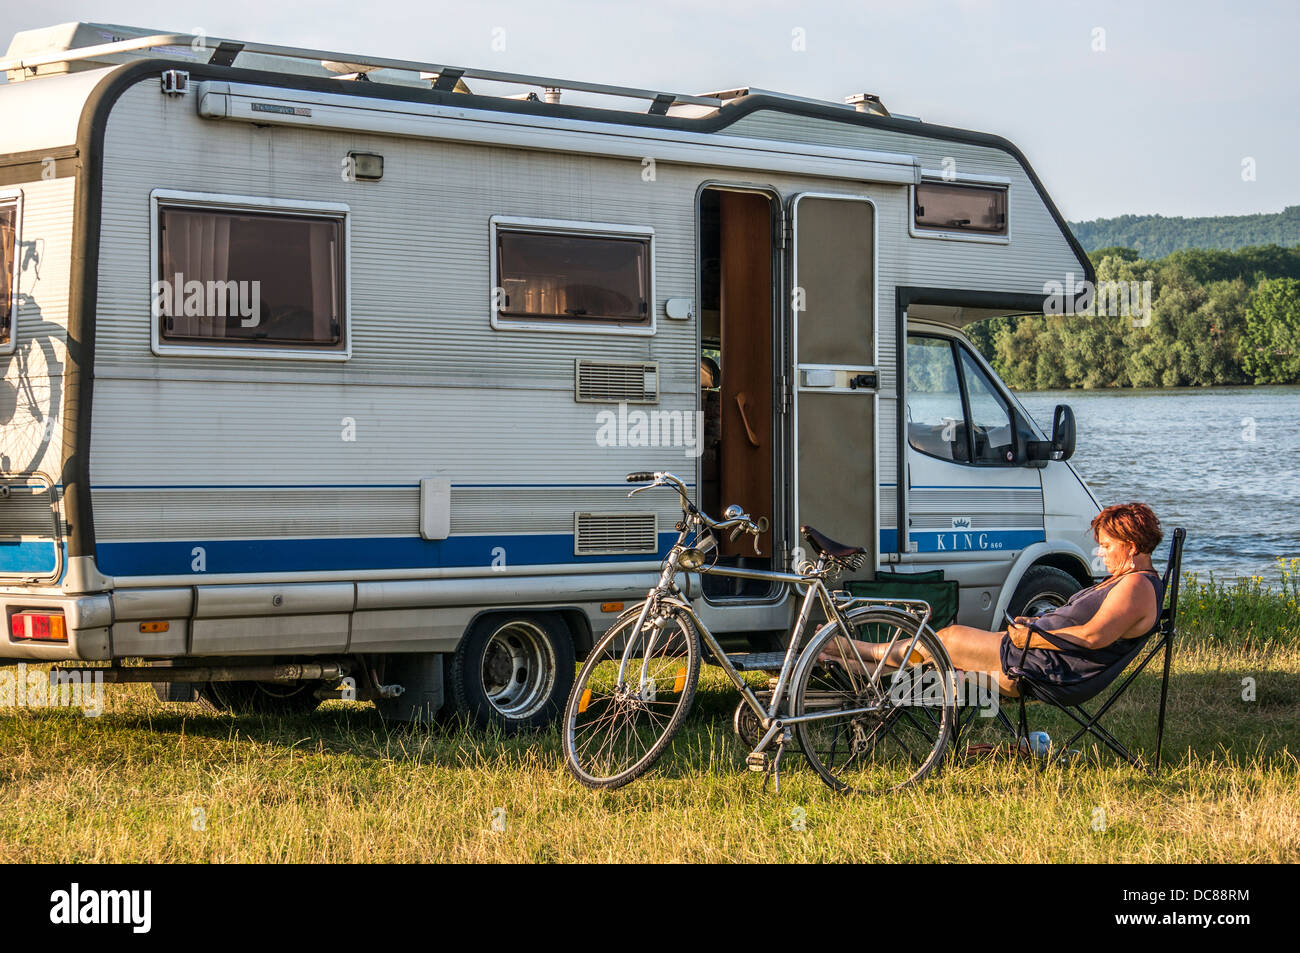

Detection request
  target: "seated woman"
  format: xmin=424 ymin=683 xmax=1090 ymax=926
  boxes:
xmin=823 ymin=503 xmax=1165 ymax=696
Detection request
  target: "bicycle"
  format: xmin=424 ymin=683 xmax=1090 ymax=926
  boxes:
xmin=561 ymin=471 xmax=958 ymax=794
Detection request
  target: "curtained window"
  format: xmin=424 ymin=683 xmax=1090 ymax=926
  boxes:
xmin=497 ymin=229 xmax=649 ymax=326
xmin=157 ymin=205 xmax=344 ymax=349
xmin=0 ymin=202 xmax=16 ymax=348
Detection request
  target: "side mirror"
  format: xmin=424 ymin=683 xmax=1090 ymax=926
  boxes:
xmin=1050 ymin=404 xmax=1076 ymax=461
xmin=1025 ymin=403 xmax=1077 ymax=465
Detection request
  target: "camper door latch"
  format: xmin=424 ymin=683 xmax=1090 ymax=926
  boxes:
xmin=160 ymin=70 xmax=190 ymax=97
xmin=848 ymin=372 xmax=877 ymax=390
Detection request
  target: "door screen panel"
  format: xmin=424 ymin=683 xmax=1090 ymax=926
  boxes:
xmin=791 ymin=195 xmax=876 ymax=579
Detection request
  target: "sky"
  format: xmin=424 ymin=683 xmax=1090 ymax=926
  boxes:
xmin=2 ymin=0 xmax=1295 ymax=222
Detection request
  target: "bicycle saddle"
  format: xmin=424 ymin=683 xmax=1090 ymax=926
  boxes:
xmin=800 ymin=525 xmax=867 ymax=560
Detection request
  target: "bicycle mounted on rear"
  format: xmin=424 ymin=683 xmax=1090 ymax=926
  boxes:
xmin=561 ymin=471 xmax=958 ymax=793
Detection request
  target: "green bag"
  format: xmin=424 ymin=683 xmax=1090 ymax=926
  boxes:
xmin=845 ymin=569 xmax=960 ymax=630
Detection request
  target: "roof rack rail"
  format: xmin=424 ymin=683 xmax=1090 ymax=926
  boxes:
xmin=0 ymin=32 xmax=728 ymax=114
xmin=697 ymin=86 xmax=856 ymax=111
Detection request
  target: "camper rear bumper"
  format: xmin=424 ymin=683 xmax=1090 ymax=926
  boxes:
xmin=0 ymin=592 xmax=112 ymax=661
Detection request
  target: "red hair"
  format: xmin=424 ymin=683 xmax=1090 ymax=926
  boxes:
xmin=1091 ymin=503 xmax=1162 ymax=555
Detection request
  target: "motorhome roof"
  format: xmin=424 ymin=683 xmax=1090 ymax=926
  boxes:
xmin=1 ymin=22 xmax=904 ymax=119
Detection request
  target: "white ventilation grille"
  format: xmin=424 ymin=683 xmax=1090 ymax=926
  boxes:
xmin=574 ymin=512 xmax=658 ymax=556
xmin=574 ymin=360 xmax=658 ymax=403
xmin=0 ymin=479 xmax=59 ymax=540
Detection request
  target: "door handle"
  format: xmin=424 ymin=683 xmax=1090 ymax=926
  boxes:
xmin=735 ymin=393 xmax=761 ymax=447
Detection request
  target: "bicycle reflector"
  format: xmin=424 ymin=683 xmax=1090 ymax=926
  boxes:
xmin=10 ymin=611 xmax=67 ymax=642
xmin=678 ymin=548 xmax=706 ymax=570
xmin=578 ymin=689 xmax=592 ymax=713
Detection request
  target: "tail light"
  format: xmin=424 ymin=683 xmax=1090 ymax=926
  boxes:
xmin=10 ymin=611 xmax=67 ymax=642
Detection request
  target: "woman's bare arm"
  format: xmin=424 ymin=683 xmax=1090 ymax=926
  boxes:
xmin=1008 ymin=574 xmax=1157 ymax=651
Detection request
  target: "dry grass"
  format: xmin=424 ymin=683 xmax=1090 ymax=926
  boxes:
xmin=0 ymin=632 xmax=1295 ymax=863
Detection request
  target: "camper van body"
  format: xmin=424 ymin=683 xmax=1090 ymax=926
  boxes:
xmin=0 ymin=24 xmax=1101 ymax=725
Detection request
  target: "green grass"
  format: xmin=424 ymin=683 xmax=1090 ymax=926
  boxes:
xmin=0 ymin=588 xmax=1296 ymax=863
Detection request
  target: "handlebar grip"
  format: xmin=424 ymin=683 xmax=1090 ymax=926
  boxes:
xmin=626 ymin=472 xmax=655 ymax=483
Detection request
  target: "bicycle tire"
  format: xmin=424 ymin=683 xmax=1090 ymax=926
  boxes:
xmin=792 ymin=608 xmax=955 ymax=794
xmin=562 ymin=604 xmax=700 ymax=789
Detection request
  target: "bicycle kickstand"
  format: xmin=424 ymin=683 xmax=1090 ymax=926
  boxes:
xmin=761 ymin=729 xmax=792 ymax=795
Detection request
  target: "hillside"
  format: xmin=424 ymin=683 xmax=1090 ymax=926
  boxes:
xmin=1069 ymin=206 xmax=1300 ymax=258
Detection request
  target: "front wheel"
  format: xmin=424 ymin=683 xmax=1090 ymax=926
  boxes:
xmin=562 ymin=604 xmax=700 ymax=789
xmin=792 ymin=609 xmax=956 ymax=794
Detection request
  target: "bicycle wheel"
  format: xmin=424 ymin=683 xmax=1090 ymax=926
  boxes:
xmin=562 ymin=604 xmax=700 ymax=789
xmin=792 ymin=608 xmax=955 ymax=794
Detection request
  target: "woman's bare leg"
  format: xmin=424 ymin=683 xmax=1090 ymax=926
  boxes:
xmin=820 ymin=623 xmax=1019 ymax=696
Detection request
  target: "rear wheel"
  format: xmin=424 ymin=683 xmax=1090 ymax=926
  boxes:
xmin=793 ymin=608 xmax=955 ymax=794
xmin=450 ymin=613 xmax=575 ymax=733
xmin=563 ymin=605 xmax=700 ymax=789
xmin=197 ymin=680 xmax=324 ymax=715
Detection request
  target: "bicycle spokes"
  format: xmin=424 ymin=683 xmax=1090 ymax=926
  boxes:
xmin=795 ymin=611 xmax=955 ymax=794
xmin=563 ymin=611 xmax=700 ymax=788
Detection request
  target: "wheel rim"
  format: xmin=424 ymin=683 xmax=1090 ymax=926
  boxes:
xmin=479 ymin=620 xmax=557 ymax=719
xmin=1022 ymin=590 xmax=1068 ymax=617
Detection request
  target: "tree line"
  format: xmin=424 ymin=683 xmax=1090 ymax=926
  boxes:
xmin=965 ymin=245 xmax=1300 ymax=389
xmin=1069 ymin=206 xmax=1300 ymax=259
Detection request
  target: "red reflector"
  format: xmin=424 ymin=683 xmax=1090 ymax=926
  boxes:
xmin=10 ymin=612 xmax=67 ymax=642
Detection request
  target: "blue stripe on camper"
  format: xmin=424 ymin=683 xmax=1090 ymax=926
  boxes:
xmin=95 ymin=532 xmax=680 ymax=577
xmin=908 ymin=529 xmax=1045 ymax=553
xmin=0 ymin=539 xmax=59 ymax=575
xmin=877 ymin=528 xmax=1041 ymax=555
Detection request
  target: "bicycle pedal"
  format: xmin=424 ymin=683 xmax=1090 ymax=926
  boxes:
xmin=746 ymin=751 xmax=769 ymax=772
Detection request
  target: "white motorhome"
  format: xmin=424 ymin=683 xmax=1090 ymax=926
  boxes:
xmin=0 ymin=23 xmax=1101 ymax=729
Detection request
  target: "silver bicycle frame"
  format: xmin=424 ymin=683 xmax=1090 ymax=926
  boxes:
xmin=610 ymin=473 xmax=945 ymax=756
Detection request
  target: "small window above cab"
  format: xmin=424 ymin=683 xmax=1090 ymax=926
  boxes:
xmin=911 ymin=177 xmax=1009 ymax=243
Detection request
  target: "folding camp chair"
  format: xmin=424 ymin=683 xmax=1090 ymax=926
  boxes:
xmin=954 ymin=527 xmax=1186 ymax=772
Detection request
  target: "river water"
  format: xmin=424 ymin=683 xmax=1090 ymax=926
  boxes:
xmin=1016 ymin=386 xmax=1300 ymax=586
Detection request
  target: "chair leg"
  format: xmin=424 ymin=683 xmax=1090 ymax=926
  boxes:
xmin=1154 ymin=636 xmax=1174 ymax=772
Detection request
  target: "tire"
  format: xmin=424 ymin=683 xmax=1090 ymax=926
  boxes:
xmin=1007 ymin=566 xmax=1082 ymax=620
xmin=197 ymin=680 xmax=324 ymax=715
xmin=562 ymin=604 xmax=700 ymax=789
xmin=792 ymin=608 xmax=955 ymax=794
xmin=450 ymin=613 xmax=575 ymax=734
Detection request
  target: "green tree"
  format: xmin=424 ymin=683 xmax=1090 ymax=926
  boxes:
xmin=1242 ymin=277 xmax=1300 ymax=383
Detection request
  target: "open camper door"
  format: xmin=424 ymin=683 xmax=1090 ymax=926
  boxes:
xmin=789 ymin=194 xmax=877 ymax=577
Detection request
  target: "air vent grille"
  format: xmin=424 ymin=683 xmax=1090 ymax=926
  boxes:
xmin=0 ymin=479 xmax=59 ymax=540
xmin=575 ymin=360 xmax=658 ymax=403
xmin=574 ymin=512 xmax=659 ymax=556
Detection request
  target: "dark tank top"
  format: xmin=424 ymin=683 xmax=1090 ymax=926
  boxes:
xmin=1033 ymin=569 xmax=1164 ymax=637
xmin=1002 ymin=568 xmax=1166 ymax=686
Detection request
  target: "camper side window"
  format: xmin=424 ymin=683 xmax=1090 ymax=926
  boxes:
xmin=913 ymin=181 xmax=1007 ymax=236
xmin=155 ymin=204 xmax=346 ymax=353
xmin=493 ymin=221 xmax=652 ymax=332
xmin=0 ymin=198 xmax=18 ymax=352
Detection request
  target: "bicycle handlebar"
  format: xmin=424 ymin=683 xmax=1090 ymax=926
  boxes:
xmin=625 ymin=470 xmax=766 ymax=538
